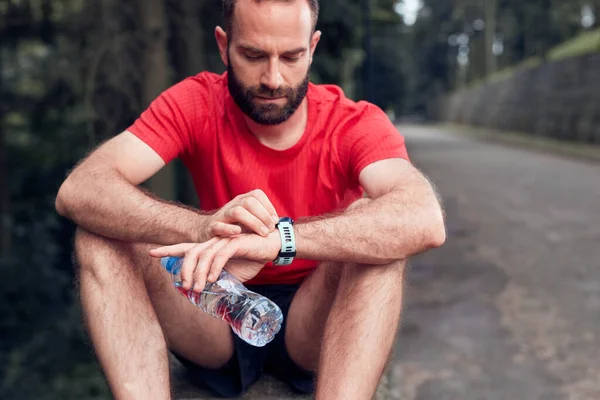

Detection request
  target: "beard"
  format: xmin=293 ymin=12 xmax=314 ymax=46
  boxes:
xmin=227 ymin=62 xmax=310 ymax=126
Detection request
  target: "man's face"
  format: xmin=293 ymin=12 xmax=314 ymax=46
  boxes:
xmin=223 ymin=0 xmax=320 ymax=125
xmin=227 ymin=58 xmax=309 ymax=126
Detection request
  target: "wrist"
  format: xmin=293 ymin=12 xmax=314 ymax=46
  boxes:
xmin=267 ymin=229 xmax=282 ymax=261
xmin=194 ymin=214 xmax=213 ymax=243
xmin=292 ymin=222 xmax=322 ymax=261
xmin=293 ymin=223 xmax=306 ymax=259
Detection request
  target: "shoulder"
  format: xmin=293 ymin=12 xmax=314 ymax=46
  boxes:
xmin=155 ymin=71 xmax=227 ymax=120
xmin=190 ymin=70 xmax=227 ymax=89
xmin=169 ymin=71 xmax=226 ymax=100
xmin=309 ymin=83 xmax=388 ymax=122
xmin=308 ymin=83 xmax=392 ymax=131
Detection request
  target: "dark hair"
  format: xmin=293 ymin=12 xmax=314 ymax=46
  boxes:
xmin=223 ymin=0 xmax=319 ymax=35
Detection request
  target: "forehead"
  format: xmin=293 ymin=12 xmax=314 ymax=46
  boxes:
xmin=231 ymin=0 xmax=312 ymax=49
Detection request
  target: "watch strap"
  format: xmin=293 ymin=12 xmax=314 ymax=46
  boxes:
xmin=273 ymin=217 xmax=296 ymax=266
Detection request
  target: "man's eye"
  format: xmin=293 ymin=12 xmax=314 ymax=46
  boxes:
xmin=245 ymin=54 xmax=264 ymax=61
xmin=283 ymin=56 xmax=301 ymax=63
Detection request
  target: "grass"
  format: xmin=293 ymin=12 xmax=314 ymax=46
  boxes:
xmin=483 ymin=57 xmax=542 ymax=86
xmin=548 ymin=27 xmax=600 ymax=61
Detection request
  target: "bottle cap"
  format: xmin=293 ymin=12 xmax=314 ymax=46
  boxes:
xmin=161 ymin=257 xmax=176 ymax=273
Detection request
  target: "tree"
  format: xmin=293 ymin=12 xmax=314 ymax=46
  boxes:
xmin=137 ymin=0 xmax=177 ymax=201
xmin=484 ymin=0 xmax=497 ymax=74
xmin=404 ymin=0 xmax=459 ymax=114
xmin=0 ymin=38 xmax=10 ymax=255
xmin=168 ymin=0 xmax=207 ymax=207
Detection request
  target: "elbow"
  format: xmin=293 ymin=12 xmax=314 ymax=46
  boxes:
xmin=429 ymin=223 xmax=447 ymax=249
xmin=55 ymin=178 xmax=73 ymax=218
xmin=427 ymin=208 xmax=447 ymax=249
xmin=389 ymin=209 xmax=446 ymax=262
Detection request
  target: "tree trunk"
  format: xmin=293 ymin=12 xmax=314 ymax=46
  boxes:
xmin=0 ymin=47 xmax=11 ymax=255
xmin=484 ymin=0 xmax=497 ymax=76
xmin=170 ymin=0 xmax=207 ymax=208
xmin=137 ymin=0 xmax=177 ymax=201
xmin=172 ymin=0 xmax=207 ymax=79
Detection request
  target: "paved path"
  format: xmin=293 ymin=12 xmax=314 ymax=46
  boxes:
xmin=174 ymin=125 xmax=600 ymax=399
xmin=390 ymin=125 xmax=600 ymax=400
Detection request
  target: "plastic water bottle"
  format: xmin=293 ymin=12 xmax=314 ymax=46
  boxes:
xmin=161 ymin=256 xmax=283 ymax=347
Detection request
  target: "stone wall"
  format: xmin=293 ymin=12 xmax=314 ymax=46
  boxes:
xmin=437 ymin=52 xmax=600 ymax=143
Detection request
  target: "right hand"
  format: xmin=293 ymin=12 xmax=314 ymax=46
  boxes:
xmin=204 ymin=189 xmax=280 ymax=239
xmin=150 ymin=238 xmax=272 ymax=290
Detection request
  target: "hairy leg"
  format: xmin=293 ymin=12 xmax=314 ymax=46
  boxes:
xmin=285 ymin=198 xmax=406 ymax=399
xmin=74 ymin=228 xmax=234 ymax=400
xmin=285 ymin=259 xmax=405 ymax=399
xmin=315 ymin=259 xmax=405 ymax=400
xmin=284 ymin=261 xmax=343 ymax=371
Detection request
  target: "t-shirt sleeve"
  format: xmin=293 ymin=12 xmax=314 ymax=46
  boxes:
xmin=338 ymin=103 xmax=410 ymax=185
xmin=127 ymin=76 xmax=208 ymax=164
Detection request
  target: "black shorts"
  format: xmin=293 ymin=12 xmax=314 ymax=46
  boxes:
xmin=172 ymin=283 xmax=315 ymax=398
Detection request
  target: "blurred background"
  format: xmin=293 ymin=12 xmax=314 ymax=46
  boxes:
xmin=1 ymin=0 xmax=599 ymax=399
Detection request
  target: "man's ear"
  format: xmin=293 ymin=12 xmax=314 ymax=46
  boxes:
xmin=215 ymin=26 xmax=229 ymax=66
xmin=309 ymin=30 xmax=321 ymax=64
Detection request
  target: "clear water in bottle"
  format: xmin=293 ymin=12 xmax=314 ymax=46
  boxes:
xmin=161 ymin=257 xmax=283 ymax=347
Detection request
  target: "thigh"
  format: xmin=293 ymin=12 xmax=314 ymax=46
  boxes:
xmin=129 ymin=242 xmax=236 ymax=369
xmin=284 ymin=262 xmax=343 ymax=372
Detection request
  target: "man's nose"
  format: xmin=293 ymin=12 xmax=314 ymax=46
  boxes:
xmin=260 ymin=59 xmax=283 ymax=90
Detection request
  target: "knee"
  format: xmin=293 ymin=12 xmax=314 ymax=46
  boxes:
xmin=73 ymin=228 xmax=139 ymax=280
xmin=74 ymin=228 xmax=110 ymax=268
xmin=73 ymin=228 xmax=96 ymax=272
xmin=73 ymin=227 xmax=104 ymax=257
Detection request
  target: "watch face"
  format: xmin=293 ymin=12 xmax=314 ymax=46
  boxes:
xmin=279 ymin=217 xmax=294 ymax=225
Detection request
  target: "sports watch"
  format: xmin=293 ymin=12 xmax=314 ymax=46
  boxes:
xmin=273 ymin=217 xmax=296 ymax=266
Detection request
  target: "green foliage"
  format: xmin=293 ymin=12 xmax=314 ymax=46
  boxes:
xmin=1 ymin=1 xmax=112 ymax=397
xmin=404 ymin=0 xmax=599 ymax=114
xmin=402 ymin=0 xmax=459 ymax=115
xmin=0 ymin=173 xmax=109 ymax=398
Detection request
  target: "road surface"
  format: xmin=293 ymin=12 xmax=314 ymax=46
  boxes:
xmin=390 ymin=125 xmax=600 ymax=400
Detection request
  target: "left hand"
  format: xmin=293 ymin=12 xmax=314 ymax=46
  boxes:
xmin=149 ymin=231 xmax=281 ymax=293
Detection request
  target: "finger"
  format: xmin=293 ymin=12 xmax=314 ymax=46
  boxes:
xmin=180 ymin=249 xmax=200 ymax=290
xmin=224 ymin=206 xmax=269 ymax=237
xmin=192 ymin=238 xmax=231 ymax=292
xmin=209 ymin=221 xmax=242 ymax=236
xmin=240 ymin=196 xmax=277 ymax=233
xmin=149 ymin=243 xmax=196 ymax=258
xmin=207 ymin=241 xmax=239 ymax=283
xmin=246 ymin=189 xmax=279 ymax=224
xmin=180 ymin=238 xmax=219 ymax=289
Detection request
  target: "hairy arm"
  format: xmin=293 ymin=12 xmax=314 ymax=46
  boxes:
xmin=295 ymin=158 xmax=446 ymax=265
xmin=55 ymin=131 xmax=212 ymax=244
xmin=148 ymin=159 xmax=446 ymax=290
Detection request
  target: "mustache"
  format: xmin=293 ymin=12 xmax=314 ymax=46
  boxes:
xmin=248 ymin=85 xmax=293 ymax=99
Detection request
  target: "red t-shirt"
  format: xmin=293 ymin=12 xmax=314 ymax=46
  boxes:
xmin=128 ymin=71 xmax=409 ymax=285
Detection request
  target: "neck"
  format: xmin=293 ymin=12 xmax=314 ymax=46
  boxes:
xmin=243 ymin=98 xmax=309 ymax=151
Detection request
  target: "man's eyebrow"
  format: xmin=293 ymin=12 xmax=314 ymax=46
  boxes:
xmin=282 ymin=47 xmax=307 ymax=54
xmin=238 ymin=45 xmax=265 ymax=53
xmin=238 ymin=45 xmax=307 ymax=54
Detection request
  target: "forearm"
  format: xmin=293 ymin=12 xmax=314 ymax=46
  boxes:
xmin=56 ymin=167 xmax=210 ymax=245
xmin=295 ymin=187 xmax=446 ymax=265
